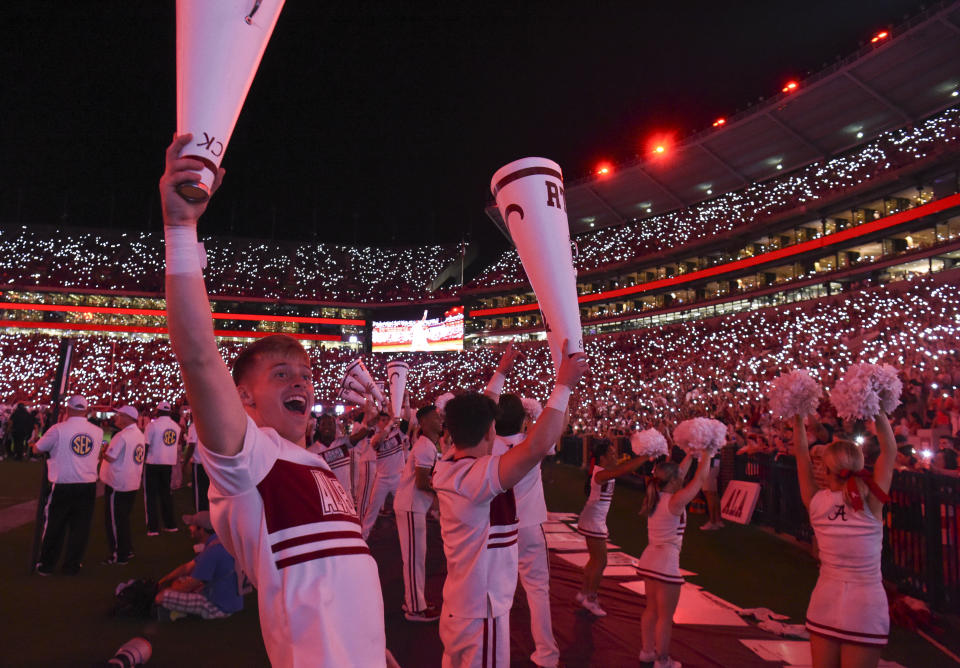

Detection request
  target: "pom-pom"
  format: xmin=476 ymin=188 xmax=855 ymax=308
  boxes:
xmin=831 ymin=363 xmax=902 ymax=420
xmin=521 ymin=397 xmax=543 ymax=422
xmin=768 ymin=370 xmax=822 ymax=419
xmin=630 ymin=428 xmax=668 ymax=457
xmin=673 ymin=417 xmax=726 ymax=455
xmin=434 ymin=392 xmax=455 ymax=417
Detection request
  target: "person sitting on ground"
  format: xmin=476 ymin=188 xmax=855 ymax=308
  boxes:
xmin=154 ymin=511 xmax=243 ymax=620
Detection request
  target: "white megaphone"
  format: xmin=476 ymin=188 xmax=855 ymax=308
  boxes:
xmin=342 ymin=375 xmax=368 ymax=397
xmin=491 ymin=157 xmax=583 ymax=372
xmin=337 ymin=385 xmax=367 ymax=407
xmin=345 ymin=359 xmax=385 ymax=405
xmin=176 ymin=0 xmax=285 ymax=202
xmin=385 ymin=360 xmax=409 ymax=417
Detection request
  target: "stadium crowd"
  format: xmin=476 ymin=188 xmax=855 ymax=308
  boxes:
xmin=468 ymin=107 xmax=960 ymax=290
xmin=3 ymin=274 xmax=960 ymax=475
xmin=0 ymin=229 xmax=458 ymax=303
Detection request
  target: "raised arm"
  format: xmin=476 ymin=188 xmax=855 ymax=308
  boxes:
xmin=668 ymin=452 xmax=711 ymax=514
xmin=160 ymin=135 xmax=246 ymax=456
xmin=871 ymin=412 xmax=897 ymax=500
xmin=793 ymin=414 xmax=817 ymax=508
xmin=595 ymin=453 xmax=650 ymax=484
xmin=498 ymin=343 xmax=588 ymax=490
xmin=348 ymin=400 xmax=378 ymax=445
xmin=483 ymin=343 xmax=522 ymax=401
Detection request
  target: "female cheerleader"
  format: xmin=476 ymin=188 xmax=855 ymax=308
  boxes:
xmin=636 ymin=451 xmax=711 ymax=668
xmin=576 ymin=440 xmax=651 ymax=616
xmin=793 ymin=412 xmax=895 ymax=668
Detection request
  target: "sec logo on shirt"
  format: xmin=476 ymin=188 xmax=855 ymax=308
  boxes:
xmin=162 ymin=429 xmax=177 ymax=446
xmin=71 ymin=433 xmax=94 ymax=456
xmin=134 ymin=444 xmax=145 ymax=464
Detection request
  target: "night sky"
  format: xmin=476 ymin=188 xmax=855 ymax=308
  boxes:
xmin=0 ymin=0 xmax=926 ymax=260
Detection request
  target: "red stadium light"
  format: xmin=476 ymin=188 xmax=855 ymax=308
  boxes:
xmin=654 ymin=145 xmax=665 ymax=154
xmin=781 ymin=80 xmax=798 ymax=93
xmin=712 ymin=118 xmax=726 ymax=127
xmin=870 ymin=30 xmax=889 ymax=43
xmin=595 ymin=162 xmax=613 ymax=176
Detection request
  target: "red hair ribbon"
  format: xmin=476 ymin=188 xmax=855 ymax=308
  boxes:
xmin=837 ymin=469 xmax=891 ymax=511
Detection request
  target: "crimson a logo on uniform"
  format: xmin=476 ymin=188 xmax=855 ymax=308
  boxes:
xmin=258 ymin=459 xmax=360 ymax=535
xmin=71 ymin=433 xmax=94 ymax=456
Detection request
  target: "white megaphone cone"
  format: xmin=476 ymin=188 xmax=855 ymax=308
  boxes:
xmin=342 ymin=375 xmax=368 ymax=398
xmin=385 ymin=360 xmax=409 ymax=417
xmin=491 ymin=157 xmax=582 ymax=372
xmin=176 ymin=0 xmax=285 ymax=201
xmin=345 ymin=359 xmax=385 ymax=406
xmin=337 ymin=386 xmax=367 ymax=407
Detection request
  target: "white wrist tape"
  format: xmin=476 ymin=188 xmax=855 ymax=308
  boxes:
xmin=545 ymin=385 xmax=572 ymax=413
xmin=484 ymin=372 xmax=506 ymax=397
xmin=165 ymin=227 xmax=207 ymax=275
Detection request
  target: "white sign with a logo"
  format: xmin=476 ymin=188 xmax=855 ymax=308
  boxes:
xmin=720 ymin=481 xmax=761 ymax=525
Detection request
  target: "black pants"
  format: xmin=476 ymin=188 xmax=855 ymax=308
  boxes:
xmin=37 ymin=481 xmax=96 ymax=573
xmin=193 ymin=462 xmax=210 ymax=512
xmin=143 ymin=464 xmax=175 ymax=532
xmin=11 ymin=431 xmax=30 ymax=460
xmin=104 ymin=485 xmax=136 ymax=561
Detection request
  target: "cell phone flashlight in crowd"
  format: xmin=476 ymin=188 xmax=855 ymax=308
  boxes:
xmin=107 ymin=637 xmax=151 ymax=667
xmin=921 ymin=449 xmax=933 ymax=460
xmin=931 ymin=383 xmax=939 ymax=389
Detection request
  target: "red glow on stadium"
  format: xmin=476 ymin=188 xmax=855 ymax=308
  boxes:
xmin=871 ymin=30 xmax=889 ymax=43
xmin=595 ymin=162 xmax=613 ymax=176
xmin=781 ymin=80 xmax=798 ymax=93
xmin=712 ymin=118 xmax=726 ymax=127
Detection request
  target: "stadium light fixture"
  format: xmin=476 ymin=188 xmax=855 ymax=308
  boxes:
xmin=712 ymin=118 xmax=726 ymax=127
xmin=870 ymin=30 xmax=889 ymax=43
xmin=953 ymin=90 xmax=959 ymax=97
xmin=595 ymin=162 xmax=613 ymax=176
xmin=781 ymin=80 xmax=798 ymax=93
xmin=654 ymin=145 xmax=665 ymax=154
xmin=857 ymin=131 xmax=864 ymax=139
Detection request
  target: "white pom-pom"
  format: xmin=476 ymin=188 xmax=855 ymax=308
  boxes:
xmin=521 ymin=397 xmax=543 ymax=422
xmin=831 ymin=363 xmax=902 ymax=420
xmin=768 ymin=370 xmax=822 ymax=419
xmin=435 ymin=392 xmax=455 ymax=417
xmin=673 ymin=417 xmax=726 ymax=455
xmin=630 ymin=428 xmax=668 ymax=457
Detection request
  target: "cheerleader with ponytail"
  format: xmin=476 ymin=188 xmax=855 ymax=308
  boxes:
xmin=575 ymin=439 xmax=651 ymax=617
xmin=791 ymin=363 xmax=898 ymax=668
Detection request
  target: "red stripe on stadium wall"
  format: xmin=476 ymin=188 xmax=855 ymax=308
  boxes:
xmin=469 ymin=192 xmax=960 ymax=317
xmin=0 ymin=320 xmax=342 ymax=342
xmin=0 ymin=302 xmax=366 ymax=326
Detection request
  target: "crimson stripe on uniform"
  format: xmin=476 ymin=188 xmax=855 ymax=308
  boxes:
xmin=488 ymin=528 xmax=518 ymax=540
xmin=271 ymin=530 xmax=363 ymax=552
xmin=492 ymin=614 xmax=497 ymax=668
xmin=488 ymin=538 xmax=518 ymax=549
xmin=482 ymin=617 xmax=488 ymax=668
xmin=275 ymin=545 xmax=371 ymax=569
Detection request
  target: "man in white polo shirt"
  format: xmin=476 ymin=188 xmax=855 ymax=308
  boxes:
xmin=32 ymin=395 xmax=103 ymax=576
xmin=394 ymin=404 xmax=442 ymax=622
xmin=143 ymin=400 xmax=181 ymax=535
xmin=99 ymin=405 xmax=146 ymax=565
xmin=432 ymin=343 xmax=587 ymax=668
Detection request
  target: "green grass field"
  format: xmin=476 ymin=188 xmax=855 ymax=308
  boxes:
xmin=0 ymin=461 xmax=955 ymax=666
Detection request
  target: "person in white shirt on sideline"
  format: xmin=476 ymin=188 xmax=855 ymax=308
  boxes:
xmin=159 ymin=135 xmax=395 ymax=667
xmin=32 ymin=395 xmax=103 ymax=576
xmin=432 ymin=340 xmax=587 ymax=668
xmin=308 ymin=408 xmax=376 ymax=499
xmin=183 ymin=419 xmax=210 ymax=512
xmin=394 ymin=404 xmax=442 ymax=622
xmin=99 ymin=405 xmax=147 ymax=566
xmin=143 ymin=401 xmax=182 ymax=535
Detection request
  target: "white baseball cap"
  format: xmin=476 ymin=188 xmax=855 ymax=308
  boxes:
xmin=66 ymin=395 xmax=88 ymax=411
xmin=116 ymin=405 xmax=139 ymax=420
xmin=157 ymin=401 xmax=172 ymax=412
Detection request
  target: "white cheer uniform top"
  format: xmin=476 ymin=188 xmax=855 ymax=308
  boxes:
xmin=394 ymin=435 xmax=439 ymax=514
xmin=433 ymin=452 xmax=519 ymax=618
xmin=580 ymin=466 xmax=614 ymax=524
xmin=647 ymin=492 xmax=687 ymax=551
xmin=34 ymin=417 xmax=103 ymax=484
xmin=307 ymin=436 xmax=353 ymax=496
xmin=491 ymin=433 xmax=549 ymax=528
xmin=198 ymin=415 xmax=385 ymax=667
xmin=99 ymin=424 xmax=146 ymax=492
xmin=808 ymin=488 xmax=882 ymax=582
xmin=144 ymin=416 xmax=181 ymax=466
xmin=374 ymin=426 xmax=406 ymax=478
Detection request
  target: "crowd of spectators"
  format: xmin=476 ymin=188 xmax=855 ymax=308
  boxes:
xmin=1 ymin=274 xmax=959 ymax=476
xmin=468 ymin=106 xmax=960 ymax=290
xmin=0 ymin=229 xmax=459 ymax=304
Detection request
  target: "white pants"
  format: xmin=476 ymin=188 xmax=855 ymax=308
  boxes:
xmin=397 ymin=510 xmax=428 ymax=613
xmin=518 ymin=524 xmax=559 ymax=667
xmin=361 ymin=472 xmax=400 ymax=539
xmin=354 ymin=460 xmax=376 ymax=525
xmin=440 ymin=609 xmax=509 ymax=668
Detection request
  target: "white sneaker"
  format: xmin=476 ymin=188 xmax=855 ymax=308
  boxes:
xmin=580 ymin=595 xmax=607 ymax=617
xmin=699 ymin=522 xmax=718 ymax=531
xmin=638 ymin=649 xmax=656 ymax=663
xmin=654 ymin=658 xmax=681 ymax=668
